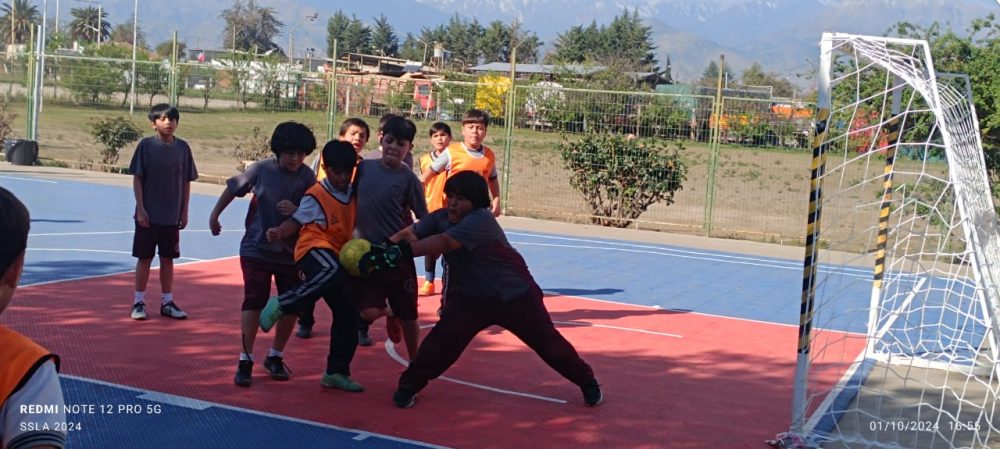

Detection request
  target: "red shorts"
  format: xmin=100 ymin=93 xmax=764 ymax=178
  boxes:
xmin=355 ymin=259 xmax=418 ymax=321
xmin=132 ymin=222 xmax=181 ymax=259
xmin=240 ymin=256 xmax=302 ymax=311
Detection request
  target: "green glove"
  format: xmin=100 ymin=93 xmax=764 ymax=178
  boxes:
xmin=358 ymin=240 xmax=413 ymax=276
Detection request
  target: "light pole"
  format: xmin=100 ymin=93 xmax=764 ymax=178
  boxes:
xmin=75 ymin=0 xmax=101 ymax=46
xmin=129 ymin=0 xmax=137 ymax=114
xmin=416 ymin=38 xmax=429 ymax=68
xmin=288 ymin=12 xmax=317 ymax=64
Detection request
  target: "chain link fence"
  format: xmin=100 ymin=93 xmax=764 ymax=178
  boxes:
xmin=3 ymin=50 xmax=818 ymax=243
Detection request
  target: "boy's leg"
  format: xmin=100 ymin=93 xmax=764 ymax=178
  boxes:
xmin=156 ymin=225 xmax=186 ymax=319
xmin=296 ymin=301 xmax=317 ymax=338
xmin=387 ymin=261 xmax=420 ymax=358
xmin=419 ymin=255 xmax=437 ymax=296
xmin=271 ymin=262 xmax=303 ymax=352
xmin=261 ymin=249 xmax=341 ymax=332
xmin=134 ymin=258 xmax=153 ymax=292
xmin=131 ymin=221 xmax=156 ymax=319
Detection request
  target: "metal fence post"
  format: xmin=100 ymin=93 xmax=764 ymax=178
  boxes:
xmin=326 ymin=39 xmax=338 ymax=142
xmin=704 ymin=54 xmax=726 ymax=236
xmin=169 ymin=31 xmax=178 ymax=105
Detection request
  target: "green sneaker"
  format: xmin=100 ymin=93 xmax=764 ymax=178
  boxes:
xmin=321 ymin=373 xmax=364 ymax=392
xmin=259 ymin=296 xmax=283 ymax=333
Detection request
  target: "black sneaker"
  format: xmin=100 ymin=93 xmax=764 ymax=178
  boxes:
xmin=581 ymin=380 xmax=603 ymax=407
xmin=392 ymin=388 xmax=417 ymax=408
xmin=358 ymin=330 xmax=373 ymax=347
xmin=296 ymin=324 xmax=313 ymax=339
xmin=160 ymin=301 xmax=188 ymax=319
xmin=263 ymin=355 xmax=291 ymax=381
xmin=234 ymin=360 xmax=253 ymax=387
xmin=130 ymin=302 xmax=148 ymax=320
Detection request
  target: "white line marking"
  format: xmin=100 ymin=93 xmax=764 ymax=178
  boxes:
xmin=136 ymin=392 xmax=214 ymax=410
xmin=25 ymin=248 xmax=203 ymax=261
xmin=30 ymin=229 xmax=243 ymax=237
xmin=61 ymin=374 xmax=452 ymax=449
xmin=0 ymin=175 xmax=58 ymax=183
xmin=352 ymin=433 xmax=373 ymax=441
xmin=20 ymin=256 xmax=239 ymax=287
xmin=552 ymin=320 xmax=682 ymax=338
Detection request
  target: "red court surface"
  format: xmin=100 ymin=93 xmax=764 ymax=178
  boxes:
xmin=7 ymin=257 xmax=865 ymax=448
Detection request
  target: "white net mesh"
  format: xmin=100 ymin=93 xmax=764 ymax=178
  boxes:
xmin=787 ymin=33 xmax=1000 ymax=449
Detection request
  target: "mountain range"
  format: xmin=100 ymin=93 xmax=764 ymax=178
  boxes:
xmin=89 ymin=0 xmax=998 ymax=84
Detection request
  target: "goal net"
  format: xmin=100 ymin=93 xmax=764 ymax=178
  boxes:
xmin=777 ymin=33 xmax=1000 ymax=449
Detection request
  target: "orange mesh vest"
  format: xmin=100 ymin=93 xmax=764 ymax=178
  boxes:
xmin=315 ymin=154 xmax=362 ymax=182
xmin=294 ymin=183 xmax=356 ymax=262
xmin=0 ymin=326 xmax=59 ymax=406
xmin=420 ymin=152 xmax=447 ymax=212
xmin=446 ymin=143 xmax=496 ymax=181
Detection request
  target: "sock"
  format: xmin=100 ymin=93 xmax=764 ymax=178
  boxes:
xmin=161 ymin=292 xmax=173 ymax=305
xmin=268 ymin=348 xmax=283 ymax=358
xmin=239 ymin=352 xmax=254 ymax=362
xmin=134 ymin=291 xmax=145 ymax=304
xmin=425 ymin=271 xmax=435 ymax=282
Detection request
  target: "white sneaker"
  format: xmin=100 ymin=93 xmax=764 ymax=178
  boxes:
xmin=160 ymin=302 xmax=188 ymax=319
xmin=130 ymin=302 xmax=148 ymax=320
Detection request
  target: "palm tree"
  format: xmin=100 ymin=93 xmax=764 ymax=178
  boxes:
xmin=0 ymin=0 xmax=41 ymax=46
xmin=68 ymin=6 xmax=110 ymax=44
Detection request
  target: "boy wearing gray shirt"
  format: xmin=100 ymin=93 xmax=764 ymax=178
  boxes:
xmin=354 ymin=117 xmax=428 ymax=360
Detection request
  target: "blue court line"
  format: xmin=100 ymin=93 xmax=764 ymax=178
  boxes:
xmin=60 ymin=375 xmax=449 ymax=449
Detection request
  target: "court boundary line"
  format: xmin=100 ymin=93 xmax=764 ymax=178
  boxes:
xmin=19 ymin=256 xmax=240 ymax=288
xmin=60 ymin=374 xmax=452 ymax=449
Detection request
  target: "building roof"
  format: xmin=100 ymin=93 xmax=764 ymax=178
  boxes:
xmin=469 ymin=62 xmax=607 ymax=76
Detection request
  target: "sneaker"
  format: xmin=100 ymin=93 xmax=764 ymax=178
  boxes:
xmin=296 ymin=324 xmax=313 ymax=339
xmin=418 ymin=281 xmax=435 ymax=296
xmin=358 ymin=330 xmax=373 ymax=347
xmin=386 ymin=316 xmax=403 ymax=344
xmin=234 ymin=360 xmax=253 ymax=387
xmin=130 ymin=302 xmax=148 ymax=320
xmin=582 ymin=380 xmax=603 ymax=407
xmin=160 ymin=302 xmax=188 ymax=319
xmin=392 ymin=388 xmax=417 ymax=408
xmin=263 ymin=355 xmax=291 ymax=381
xmin=321 ymin=373 xmax=364 ymax=392
xmin=259 ymin=296 xmax=282 ymax=332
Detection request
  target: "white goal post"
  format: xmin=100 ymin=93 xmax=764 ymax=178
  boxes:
xmin=772 ymin=32 xmax=1000 ymax=449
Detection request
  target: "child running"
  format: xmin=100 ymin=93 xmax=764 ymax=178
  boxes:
xmin=417 ymin=122 xmax=452 ymax=297
xmin=208 ymin=121 xmax=317 ymax=387
xmin=362 ymin=171 xmax=602 ymax=408
xmin=259 ymin=140 xmax=366 ymax=392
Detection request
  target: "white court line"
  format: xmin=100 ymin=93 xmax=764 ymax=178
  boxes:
xmin=0 ymin=175 xmax=58 ymax=183
xmin=552 ymin=320 xmax=682 ymax=338
xmin=25 ymin=248 xmax=203 ymax=261
xmin=20 ymin=255 xmax=238 ymax=288
xmin=30 ymin=229 xmax=244 ymax=237
xmin=60 ymin=374 xmax=451 ymax=449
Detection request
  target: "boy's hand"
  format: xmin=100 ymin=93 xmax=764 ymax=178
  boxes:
xmin=265 ymin=227 xmax=282 ymax=242
xmin=179 ymin=210 xmax=189 ymax=229
xmin=276 ymin=199 xmax=297 ymax=216
xmin=209 ymin=216 xmax=222 ymax=236
xmin=491 ymin=198 xmax=502 ymax=217
xmin=136 ymin=208 xmax=150 ymax=228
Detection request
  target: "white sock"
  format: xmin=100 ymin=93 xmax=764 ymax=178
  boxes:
xmin=239 ymin=352 xmax=254 ymax=362
xmin=134 ymin=291 xmax=145 ymax=304
xmin=161 ymin=293 xmax=173 ymax=305
xmin=268 ymin=348 xmax=283 ymax=358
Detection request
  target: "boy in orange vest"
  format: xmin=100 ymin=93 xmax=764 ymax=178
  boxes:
xmin=259 ymin=141 xmax=366 ymax=392
xmin=419 ymin=109 xmax=502 ymax=216
xmin=416 ymin=122 xmax=452 ymax=296
xmin=0 ymin=187 xmax=68 ymax=448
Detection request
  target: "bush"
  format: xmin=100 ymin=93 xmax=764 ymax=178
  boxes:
xmin=88 ymin=116 xmax=142 ymax=168
xmin=559 ymin=133 xmax=688 ymax=227
xmin=0 ymin=97 xmax=16 ymax=143
xmin=233 ymin=126 xmax=271 ymax=172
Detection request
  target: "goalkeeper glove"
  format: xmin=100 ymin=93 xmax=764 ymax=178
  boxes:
xmin=358 ymin=240 xmax=413 ymax=276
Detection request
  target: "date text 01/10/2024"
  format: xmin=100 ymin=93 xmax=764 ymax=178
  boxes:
xmin=868 ymin=420 xmax=982 ymax=432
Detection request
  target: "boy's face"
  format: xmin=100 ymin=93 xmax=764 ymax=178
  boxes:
xmin=340 ymin=125 xmax=369 ymax=154
xmin=152 ymin=115 xmax=178 ymax=140
xmin=380 ymin=133 xmax=412 ymax=169
xmin=325 ymin=167 xmax=352 ymax=192
xmin=446 ymin=194 xmax=474 ymax=224
xmin=461 ymin=122 xmax=487 ymax=149
xmin=277 ymin=151 xmax=307 ymax=172
xmin=0 ymin=251 xmax=25 ymax=314
xmin=430 ymin=130 xmax=451 ymax=153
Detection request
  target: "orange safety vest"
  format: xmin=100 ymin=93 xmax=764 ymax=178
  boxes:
xmin=315 ymin=154 xmax=362 ymax=183
xmin=294 ymin=183 xmax=357 ymax=262
xmin=420 ymin=152 xmax=448 ymax=212
xmin=446 ymin=142 xmax=496 ymax=181
xmin=0 ymin=326 xmax=59 ymax=406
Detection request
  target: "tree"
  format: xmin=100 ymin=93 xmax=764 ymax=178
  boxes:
xmin=68 ymin=6 xmax=110 ymax=44
xmin=325 ymin=11 xmax=369 ymax=57
xmin=370 ymin=14 xmax=397 ymax=57
xmin=0 ymin=0 xmax=40 ymax=45
xmin=88 ymin=115 xmax=142 ymax=168
xmin=219 ymin=0 xmax=283 ymax=53
xmin=547 ymin=9 xmax=655 ymax=69
xmin=398 ymin=32 xmax=422 ymax=62
xmin=740 ymin=62 xmax=796 ymax=97
xmin=153 ymin=40 xmax=186 ymax=60
xmin=698 ymin=60 xmax=736 ymax=87
xmin=109 ymin=20 xmax=148 ymax=49
xmin=559 ymin=133 xmax=687 ymax=228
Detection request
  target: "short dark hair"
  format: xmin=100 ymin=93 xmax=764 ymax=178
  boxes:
xmin=444 ymin=171 xmax=491 ymax=209
xmin=148 ymin=103 xmax=180 ymax=122
xmin=338 ymin=117 xmax=370 ymax=138
xmin=429 ymin=122 xmax=452 ymax=137
xmin=381 ymin=116 xmax=416 ymax=144
xmin=270 ymin=121 xmax=317 ymax=156
xmin=378 ymin=113 xmax=402 ymax=133
xmin=461 ymin=109 xmax=489 ymax=127
xmin=0 ymin=187 xmax=29 ymax=278
xmin=322 ymin=140 xmax=358 ymax=172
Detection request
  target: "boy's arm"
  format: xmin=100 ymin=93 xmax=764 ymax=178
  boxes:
xmin=410 ymin=233 xmax=461 ymax=257
xmin=133 ymin=175 xmax=149 ymax=227
xmin=266 ymin=218 xmax=303 ymax=242
xmin=208 ymin=189 xmax=236 ymax=236
xmin=180 ymin=181 xmax=192 ymax=229
xmin=418 ymin=165 xmax=436 ymax=184
xmin=488 ymin=177 xmax=501 ymax=217
xmin=390 ymin=225 xmax=418 ymax=243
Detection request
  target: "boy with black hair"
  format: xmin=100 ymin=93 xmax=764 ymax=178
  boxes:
xmin=364 ymin=172 xmax=601 ymax=409
xmin=419 ymin=108 xmax=502 ymax=216
xmin=209 ymin=121 xmax=317 ymax=387
xmin=259 ymin=140 xmax=365 ymax=392
xmin=128 ymin=103 xmax=198 ymax=321
xmin=417 ymin=122 xmax=452 ymax=296
xmin=0 ymin=187 xmax=68 ymax=449
xmin=354 ymin=116 xmax=428 ymax=360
